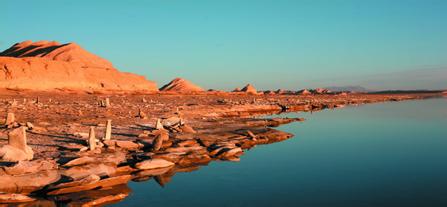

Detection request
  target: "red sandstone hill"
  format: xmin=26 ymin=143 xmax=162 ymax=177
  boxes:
xmin=160 ymin=78 xmax=205 ymax=92
xmin=0 ymin=40 xmax=158 ymax=92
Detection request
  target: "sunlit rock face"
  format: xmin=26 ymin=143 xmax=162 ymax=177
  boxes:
xmin=0 ymin=40 xmax=158 ymax=92
xmin=160 ymin=78 xmax=205 ymax=92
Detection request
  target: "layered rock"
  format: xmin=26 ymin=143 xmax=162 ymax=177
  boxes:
xmin=159 ymin=78 xmax=204 ymax=92
xmin=0 ymin=41 xmax=158 ymax=92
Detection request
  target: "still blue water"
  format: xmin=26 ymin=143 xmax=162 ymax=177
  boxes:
xmin=113 ymin=98 xmax=447 ymax=207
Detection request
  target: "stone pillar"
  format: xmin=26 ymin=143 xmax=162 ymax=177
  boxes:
xmin=105 ymin=98 xmax=110 ymax=108
xmin=2 ymin=126 xmax=34 ymax=161
xmin=5 ymin=112 xmax=15 ymax=126
xmin=8 ymin=126 xmax=27 ymax=151
xmin=104 ymin=120 xmax=112 ymax=141
xmin=152 ymin=131 xmax=168 ymax=151
xmin=155 ymin=119 xmax=164 ymax=130
xmin=89 ymin=126 xmax=96 ymax=151
xmin=138 ymin=109 xmax=147 ymax=119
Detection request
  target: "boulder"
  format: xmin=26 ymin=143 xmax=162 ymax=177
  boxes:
xmin=0 ymin=170 xmax=60 ymax=194
xmin=47 ymin=175 xmax=131 ymax=195
xmin=178 ymin=153 xmax=211 ymax=167
xmin=115 ymin=140 xmax=139 ymax=150
xmin=0 ymin=145 xmax=34 ymax=162
xmin=161 ymin=116 xmax=182 ymax=127
xmin=48 ymin=174 xmax=100 ymax=190
xmin=63 ymin=156 xmax=96 ymax=167
xmin=179 ymin=125 xmax=196 ymax=133
xmin=63 ymin=163 xmax=116 ymax=180
xmin=2 ymin=159 xmax=57 ymax=175
xmin=135 ymin=159 xmax=174 ymax=170
xmin=0 ymin=193 xmax=35 ymax=203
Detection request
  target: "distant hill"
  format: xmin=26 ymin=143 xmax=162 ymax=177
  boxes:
xmin=160 ymin=78 xmax=204 ymax=92
xmin=326 ymin=86 xmax=369 ymax=92
xmin=0 ymin=40 xmax=158 ymax=92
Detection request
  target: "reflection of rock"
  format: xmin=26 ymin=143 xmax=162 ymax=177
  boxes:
xmin=177 ymin=152 xmax=211 ymax=167
xmin=48 ymin=174 xmax=100 ymax=191
xmin=134 ymin=166 xmax=173 ymax=179
xmin=51 ymin=183 xmax=131 ymax=206
xmin=48 ymin=175 xmax=131 ymax=195
xmin=154 ymin=172 xmax=175 ymax=187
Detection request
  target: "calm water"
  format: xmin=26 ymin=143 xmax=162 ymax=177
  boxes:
xmin=113 ymin=98 xmax=447 ymax=207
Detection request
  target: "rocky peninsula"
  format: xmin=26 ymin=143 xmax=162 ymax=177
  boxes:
xmin=0 ymin=41 xmax=443 ymax=206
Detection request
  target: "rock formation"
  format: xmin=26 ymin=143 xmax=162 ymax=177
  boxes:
xmin=312 ymin=88 xmax=331 ymax=94
xmin=0 ymin=41 xmax=158 ymax=92
xmin=240 ymin=84 xmax=258 ymax=94
xmin=0 ymin=127 xmax=34 ymax=161
xmin=297 ymin=89 xmax=311 ymax=95
xmin=104 ymin=120 xmax=112 ymax=141
xmin=159 ymin=78 xmax=204 ymax=92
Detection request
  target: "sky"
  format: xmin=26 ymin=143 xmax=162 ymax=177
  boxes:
xmin=2 ymin=0 xmax=447 ymax=90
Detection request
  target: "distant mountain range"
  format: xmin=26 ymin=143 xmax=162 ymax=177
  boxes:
xmin=325 ymin=86 xmax=370 ymax=92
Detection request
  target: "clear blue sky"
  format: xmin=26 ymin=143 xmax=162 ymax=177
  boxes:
xmin=2 ymin=0 xmax=447 ymax=90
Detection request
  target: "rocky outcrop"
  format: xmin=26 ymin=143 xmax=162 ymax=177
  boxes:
xmin=0 ymin=41 xmax=158 ymax=92
xmin=159 ymin=78 xmax=204 ymax=92
xmin=297 ymin=89 xmax=311 ymax=95
xmin=240 ymin=84 xmax=258 ymax=94
xmin=311 ymin=88 xmax=331 ymax=94
xmin=0 ymin=127 xmax=34 ymax=162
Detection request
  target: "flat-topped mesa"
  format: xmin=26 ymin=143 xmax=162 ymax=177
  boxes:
xmin=0 ymin=40 xmax=158 ymax=92
xmin=159 ymin=78 xmax=205 ymax=93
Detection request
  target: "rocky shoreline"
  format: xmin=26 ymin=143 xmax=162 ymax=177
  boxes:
xmin=0 ymin=91 xmax=442 ymax=206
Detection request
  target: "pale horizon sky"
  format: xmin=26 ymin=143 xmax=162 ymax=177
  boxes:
xmin=2 ymin=0 xmax=447 ymax=90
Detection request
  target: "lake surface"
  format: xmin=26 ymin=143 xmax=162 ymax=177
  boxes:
xmin=113 ymin=98 xmax=447 ymax=207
